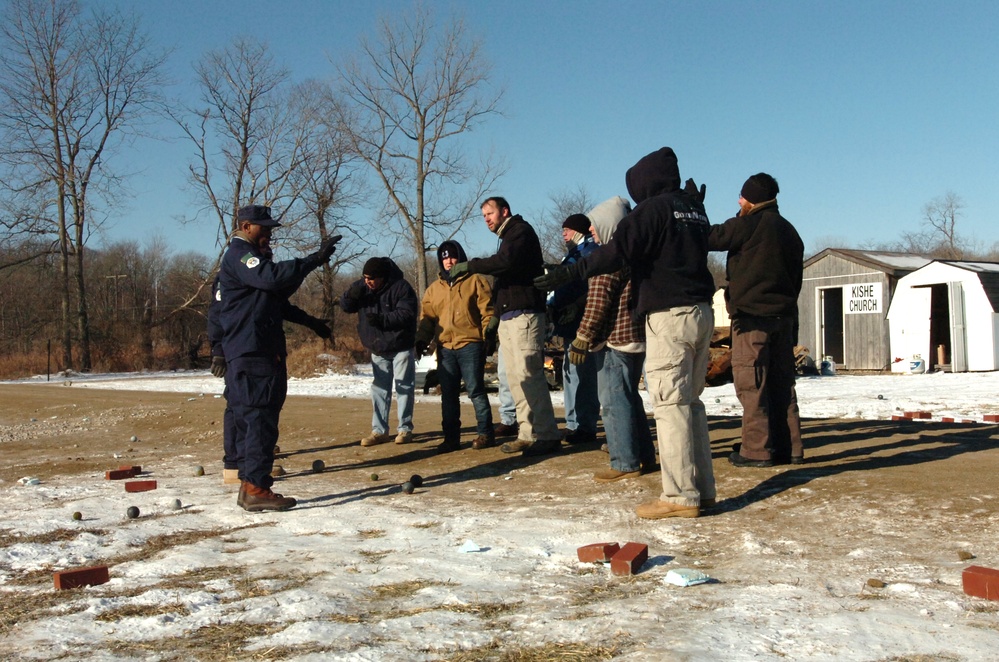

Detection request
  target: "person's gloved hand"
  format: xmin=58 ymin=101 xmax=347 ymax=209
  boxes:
xmin=534 ymin=265 xmax=574 ymax=291
xmin=366 ymin=312 xmax=384 ymax=329
xmin=448 ymin=261 xmax=469 ymax=278
xmin=414 ymin=340 xmax=429 ymax=356
xmin=308 ymin=317 xmax=332 ymax=339
xmin=342 ymin=281 xmax=367 ymax=306
xmin=568 ymin=337 xmax=590 ymax=365
xmin=684 ymin=178 xmax=706 ymax=203
xmin=483 ymin=316 xmax=499 ymax=356
xmin=211 ymin=356 xmax=227 ymax=378
xmin=319 ymin=234 xmax=342 ymax=262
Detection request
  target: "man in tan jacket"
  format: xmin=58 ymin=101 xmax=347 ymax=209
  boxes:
xmin=416 ymin=240 xmax=496 ymax=453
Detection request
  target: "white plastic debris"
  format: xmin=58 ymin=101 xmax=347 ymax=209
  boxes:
xmin=459 ymin=540 xmax=483 ymax=553
xmin=18 ymin=476 xmax=40 ymax=486
xmin=665 ymin=568 xmax=710 ymax=587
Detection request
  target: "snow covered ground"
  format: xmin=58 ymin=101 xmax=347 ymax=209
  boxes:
xmin=2 ymin=368 xmax=999 ymax=660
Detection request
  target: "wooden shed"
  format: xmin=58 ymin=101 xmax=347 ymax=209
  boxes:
xmin=799 ymin=249 xmax=932 ymax=371
xmin=887 ymin=260 xmax=999 ymax=373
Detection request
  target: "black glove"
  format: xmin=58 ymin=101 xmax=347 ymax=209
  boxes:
xmin=483 ymin=316 xmax=499 ymax=356
xmin=308 ymin=317 xmax=332 ymax=339
xmin=318 ymin=234 xmax=342 ymax=262
xmin=366 ymin=312 xmax=384 ymax=329
xmin=415 ymin=340 xmax=429 ymax=356
xmin=534 ymin=264 xmax=575 ymax=292
xmin=210 ymin=356 xmax=227 ymax=378
xmin=343 ymin=281 xmax=367 ymax=306
xmin=684 ymin=178 xmax=706 ymax=203
xmin=568 ymin=337 xmax=590 ymax=365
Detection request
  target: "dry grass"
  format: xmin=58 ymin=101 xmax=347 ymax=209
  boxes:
xmin=566 ymin=575 xmax=658 ymax=608
xmin=371 ymin=578 xmax=448 ymax=600
xmin=94 ymin=602 xmax=187 ymax=622
xmin=440 ymin=639 xmax=622 ymax=661
xmin=0 ymin=527 xmax=108 ymax=547
xmin=357 ymin=549 xmax=392 ymax=562
xmin=357 ymin=528 xmax=386 ymax=539
xmin=411 ymin=520 xmax=442 ymax=529
xmin=102 ymin=620 xmax=286 ymax=660
xmin=0 ymin=588 xmax=91 ymax=637
xmin=875 ymin=655 xmax=960 ymax=662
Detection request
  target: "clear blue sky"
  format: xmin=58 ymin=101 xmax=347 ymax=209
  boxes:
xmin=103 ymin=0 xmax=999 ymax=261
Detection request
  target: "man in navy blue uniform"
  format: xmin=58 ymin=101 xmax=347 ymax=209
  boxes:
xmin=218 ymin=204 xmax=339 ymax=512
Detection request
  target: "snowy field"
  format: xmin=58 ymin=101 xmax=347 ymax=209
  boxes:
xmin=2 ymin=368 xmax=999 ymax=660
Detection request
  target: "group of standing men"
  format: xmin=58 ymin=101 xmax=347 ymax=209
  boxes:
xmin=210 ymin=144 xmax=804 ymax=519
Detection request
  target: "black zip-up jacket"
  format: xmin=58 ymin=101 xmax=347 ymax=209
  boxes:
xmin=467 ymin=214 xmax=546 ymax=315
xmin=571 ymin=147 xmax=715 ymax=317
xmin=708 ymin=200 xmax=803 ymax=318
xmin=339 ymin=259 xmax=417 ymax=355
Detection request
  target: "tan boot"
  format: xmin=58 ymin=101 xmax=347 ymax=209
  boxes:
xmin=635 ymin=499 xmax=699 ymax=519
xmin=594 ymin=468 xmax=641 ymax=483
xmin=223 ymin=469 xmax=240 ymax=485
xmin=394 ymin=430 xmax=413 ymax=445
xmin=360 ymin=431 xmax=391 ymax=447
xmin=241 ymin=483 xmax=296 ymax=512
xmin=500 ymin=438 xmax=532 ymax=454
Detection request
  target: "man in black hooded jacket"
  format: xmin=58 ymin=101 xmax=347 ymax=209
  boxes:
xmin=535 ymin=147 xmax=717 ymax=519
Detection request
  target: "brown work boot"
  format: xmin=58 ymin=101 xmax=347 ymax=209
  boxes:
xmin=493 ymin=422 xmax=519 ymax=437
xmin=594 ymin=468 xmax=641 ymax=483
xmin=237 ymin=481 xmax=247 ymax=508
xmin=500 ymin=438 xmax=532 ymax=454
xmin=635 ymin=499 xmax=699 ymax=519
xmin=471 ymin=433 xmax=496 ymax=450
xmin=521 ymin=437 xmax=561 ymax=457
xmin=361 ymin=431 xmax=391 ymax=447
xmin=241 ymin=482 xmax=296 ymax=512
xmin=394 ymin=430 xmax=413 ymax=445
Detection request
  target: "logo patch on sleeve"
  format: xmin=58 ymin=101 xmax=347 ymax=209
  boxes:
xmin=240 ymin=253 xmax=261 ymax=269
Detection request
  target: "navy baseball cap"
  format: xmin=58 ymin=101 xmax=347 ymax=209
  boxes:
xmin=236 ymin=205 xmax=282 ymax=227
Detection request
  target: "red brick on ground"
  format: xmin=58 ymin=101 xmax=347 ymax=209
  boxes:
xmin=963 ymin=565 xmax=999 ymax=600
xmin=942 ymin=417 xmax=955 ymax=423
xmin=904 ymin=411 xmax=931 ymax=419
xmin=610 ymin=542 xmax=649 ymax=576
xmin=124 ymin=480 xmax=157 ymax=493
xmin=891 ymin=415 xmax=905 ymax=421
xmin=577 ymin=542 xmax=621 ymax=563
xmin=105 ymin=469 xmax=136 ymax=480
xmin=54 ymin=565 xmax=110 ymax=590
xmin=984 ymin=414 xmax=999 ymax=423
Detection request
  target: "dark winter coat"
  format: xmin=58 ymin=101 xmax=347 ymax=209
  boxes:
xmin=548 ymin=236 xmax=598 ymax=338
xmin=339 ymin=258 xmax=418 ymax=355
xmin=708 ymin=200 xmax=803 ymax=318
xmin=466 ymin=215 xmax=547 ymax=316
xmin=573 ymin=147 xmax=715 ymax=317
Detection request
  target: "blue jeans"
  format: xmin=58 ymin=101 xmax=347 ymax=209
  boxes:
xmin=562 ymin=345 xmax=600 ymax=433
xmin=371 ymin=349 xmax=415 ymax=434
xmin=596 ymin=347 xmax=655 ymax=472
xmin=496 ymin=348 xmax=517 ymax=425
xmin=438 ymin=342 xmax=493 ymax=438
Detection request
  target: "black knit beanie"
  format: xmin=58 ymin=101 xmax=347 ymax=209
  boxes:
xmin=740 ymin=173 xmax=779 ymax=204
xmin=363 ymin=257 xmax=390 ymax=279
xmin=562 ymin=213 xmax=591 ymax=235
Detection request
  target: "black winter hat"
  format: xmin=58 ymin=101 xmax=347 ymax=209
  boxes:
xmin=740 ymin=173 xmax=779 ymax=204
xmin=561 ymin=213 xmax=591 ymax=235
xmin=236 ymin=205 xmax=281 ymax=227
xmin=363 ymin=257 xmax=390 ymax=279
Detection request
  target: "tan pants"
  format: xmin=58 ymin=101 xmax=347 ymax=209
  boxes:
xmin=498 ymin=312 xmax=560 ymax=442
xmin=645 ymin=303 xmax=715 ymax=506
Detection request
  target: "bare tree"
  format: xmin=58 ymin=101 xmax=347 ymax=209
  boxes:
xmin=922 ymin=191 xmax=965 ymax=259
xmin=0 ymin=0 xmax=167 ymax=371
xmin=337 ymin=5 xmax=504 ymax=293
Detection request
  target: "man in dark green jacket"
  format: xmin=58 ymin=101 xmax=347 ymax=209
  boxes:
xmin=708 ymin=173 xmax=804 ymax=467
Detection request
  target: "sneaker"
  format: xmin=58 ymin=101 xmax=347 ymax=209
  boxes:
xmin=493 ymin=422 xmax=519 ymax=437
xmin=564 ymin=429 xmax=597 ymax=446
xmin=361 ymin=431 xmax=391 ymax=447
xmin=500 ymin=438 xmax=532 ymax=454
xmin=728 ymin=451 xmax=773 ymax=468
xmin=521 ymin=438 xmax=561 ymax=457
xmin=241 ymin=483 xmax=296 ymax=512
xmin=471 ymin=434 xmax=495 ymax=450
xmin=395 ymin=430 xmax=414 ymax=445
xmin=594 ymin=468 xmax=641 ymax=482
xmin=223 ymin=468 xmax=240 ymax=485
xmin=635 ymin=499 xmax=699 ymax=519
xmin=436 ymin=437 xmax=461 ymax=454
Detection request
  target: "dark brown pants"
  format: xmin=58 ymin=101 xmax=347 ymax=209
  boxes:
xmin=731 ymin=315 xmax=803 ymax=461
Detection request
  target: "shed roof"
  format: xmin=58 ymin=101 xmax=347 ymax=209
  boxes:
xmin=804 ymin=248 xmax=933 ymax=276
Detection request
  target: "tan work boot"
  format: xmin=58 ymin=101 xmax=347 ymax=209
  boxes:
xmin=223 ymin=469 xmax=240 ymax=485
xmin=635 ymin=499 xmax=699 ymax=519
xmin=241 ymin=483 xmax=296 ymax=512
xmin=594 ymin=468 xmax=641 ymax=483
xmin=361 ymin=431 xmax=391 ymax=447
xmin=500 ymin=438 xmax=532 ymax=454
xmin=394 ymin=430 xmax=413 ymax=445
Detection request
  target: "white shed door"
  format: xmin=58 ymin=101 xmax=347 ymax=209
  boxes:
xmin=948 ymin=281 xmax=967 ymax=372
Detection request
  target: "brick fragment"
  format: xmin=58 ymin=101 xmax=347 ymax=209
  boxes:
xmin=904 ymin=411 xmax=931 ymax=419
xmin=942 ymin=417 xmax=955 ymax=423
xmin=124 ymin=480 xmax=157 ymax=493
xmin=54 ymin=565 xmax=110 ymax=590
xmin=105 ymin=469 xmax=135 ymax=480
xmin=963 ymin=565 xmax=999 ymax=600
xmin=891 ymin=415 xmax=905 ymax=421
xmin=610 ymin=542 xmax=649 ymax=576
xmin=577 ymin=542 xmax=621 ymax=563
xmin=118 ymin=465 xmax=142 ymax=474
xmin=983 ymin=414 xmax=999 ymax=423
